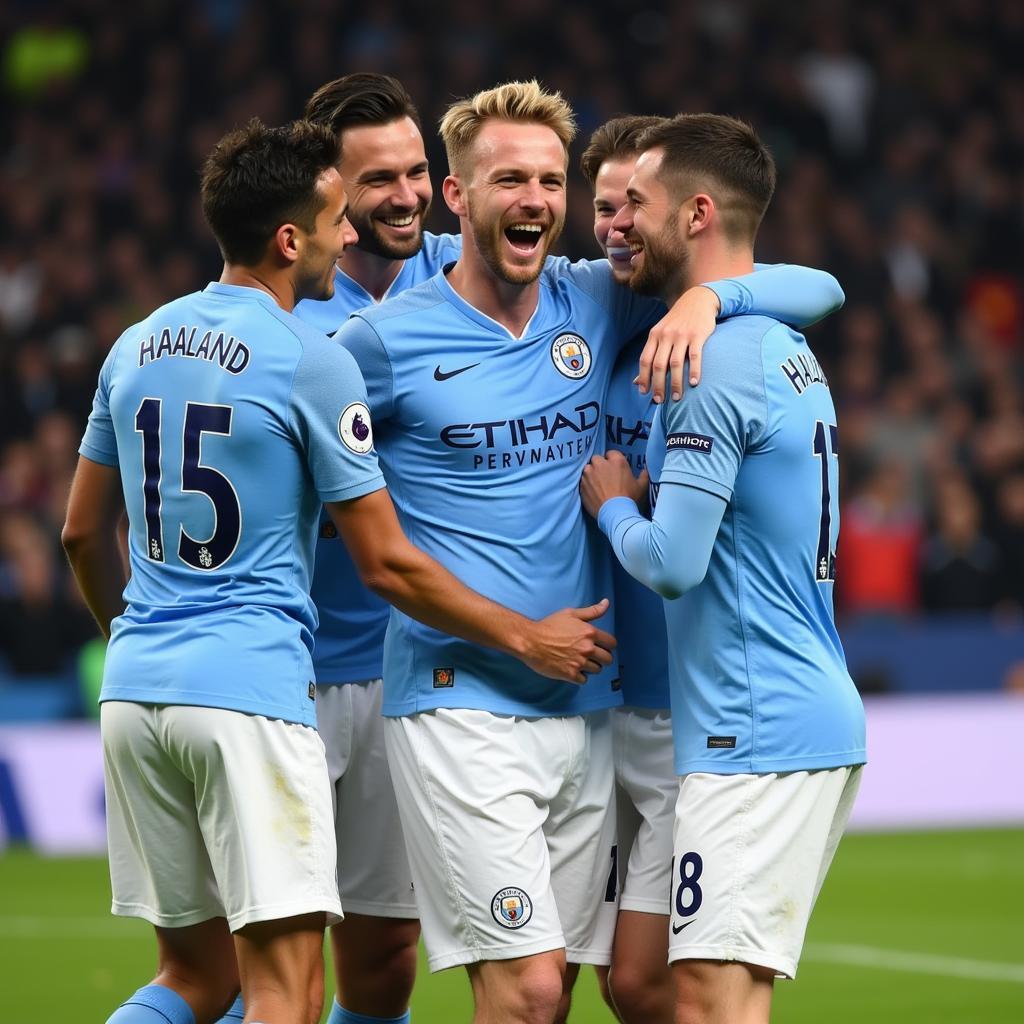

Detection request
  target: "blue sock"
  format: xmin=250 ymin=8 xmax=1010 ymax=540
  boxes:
xmin=215 ymin=995 xmax=245 ymax=1022
xmin=326 ymin=999 xmax=411 ymax=1024
xmin=107 ymin=985 xmax=195 ymax=1024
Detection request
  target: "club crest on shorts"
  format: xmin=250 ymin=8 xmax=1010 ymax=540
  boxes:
xmin=550 ymin=333 xmax=592 ymax=379
xmin=491 ymin=887 xmax=533 ymax=929
xmin=338 ymin=402 xmax=374 ymax=454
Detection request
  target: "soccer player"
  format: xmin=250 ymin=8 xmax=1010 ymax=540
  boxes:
xmin=292 ymin=73 xmax=460 ymax=1024
xmin=63 ymin=117 xmax=616 ymax=1024
xmin=581 ymin=114 xmax=866 ymax=1024
xmin=580 ymin=115 xmax=846 ymax=1024
xmin=336 ymin=82 xmax=847 ymax=1024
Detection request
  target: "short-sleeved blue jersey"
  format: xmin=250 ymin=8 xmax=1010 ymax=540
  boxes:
xmin=79 ymin=283 xmax=385 ymax=726
xmin=338 ymin=258 xmax=663 ymax=718
xmin=602 ymin=336 xmax=669 ymax=710
xmin=645 ymin=315 xmax=866 ymax=774
xmin=293 ymin=233 xmax=461 ymax=684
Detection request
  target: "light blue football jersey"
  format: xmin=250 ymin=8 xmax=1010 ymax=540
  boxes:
xmin=645 ymin=315 xmax=866 ymax=774
xmin=600 ymin=263 xmax=845 ymax=712
xmin=338 ymin=258 xmax=665 ymax=717
xmin=603 ymin=335 xmax=669 ymax=710
xmin=79 ymin=282 xmax=385 ymax=727
xmin=293 ymin=232 xmax=461 ymax=684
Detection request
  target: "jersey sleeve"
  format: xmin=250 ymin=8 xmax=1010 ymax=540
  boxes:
xmin=704 ymin=264 xmax=844 ymax=328
xmin=335 ymin=315 xmax=396 ymax=421
xmin=288 ymin=339 xmax=386 ymax=504
xmin=658 ymin=320 xmax=769 ymax=501
xmin=597 ymin=485 xmax=727 ymax=599
xmin=78 ymin=337 xmax=123 ymax=466
xmin=559 ymin=257 xmax=663 ymax=345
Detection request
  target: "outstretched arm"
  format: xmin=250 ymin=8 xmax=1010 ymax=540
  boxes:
xmin=328 ymin=488 xmax=616 ymax=684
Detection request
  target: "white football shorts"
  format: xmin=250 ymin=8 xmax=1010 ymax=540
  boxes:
xmin=384 ymin=708 xmax=618 ymax=972
xmin=102 ymin=701 xmax=342 ymax=931
xmin=668 ymin=765 xmax=863 ymax=978
xmin=316 ymin=679 xmax=417 ymax=918
xmin=612 ymin=706 xmax=676 ymax=915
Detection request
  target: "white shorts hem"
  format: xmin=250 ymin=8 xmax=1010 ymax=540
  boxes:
xmin=228 ymin=898 xmax=343 ymax=932
xmin=668 ymin=943 xmax=796 ymax=979
xmin=111 ymin=901 xmax=221 ymax=928
xmin=333 ymin=899 xmax=418 ymax=920
xmin=427 ymin=934 xmax=566 ymax=972
xmin=566 ymin=945 xmax=613 ymax=966
xmin=619 ymin=897 xmax=671 ymax=915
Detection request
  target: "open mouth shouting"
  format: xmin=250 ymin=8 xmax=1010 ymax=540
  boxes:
xmin=504 ymin=222 xmax=546 ymax=256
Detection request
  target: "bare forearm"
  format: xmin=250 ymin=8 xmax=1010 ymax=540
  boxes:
xmin=64 ymin=532 xmax=127 ymax=639
xmin=363 ymin=542 xmax=530 ymax=660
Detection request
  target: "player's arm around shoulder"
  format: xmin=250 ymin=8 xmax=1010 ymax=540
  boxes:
xmin=325 ymin=489 xmax=616 ymax=685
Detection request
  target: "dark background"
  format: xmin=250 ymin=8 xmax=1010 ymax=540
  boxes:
xmin=1 ymin=0 xmax=1022 ymax=709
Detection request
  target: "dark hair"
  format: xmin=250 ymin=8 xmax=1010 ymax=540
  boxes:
xmin=580 ymin=115 xmax=666 ymax=186
xmin=639 ymin=114 xmax=777 ymax=243
xmin=200 ymin=118 xmax=339 ymax=266
xmin=304 ymin=73 xmax=421 ymax=142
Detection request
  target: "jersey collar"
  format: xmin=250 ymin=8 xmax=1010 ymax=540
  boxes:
xmin=434 ymin=266 xmax=544 ymax=340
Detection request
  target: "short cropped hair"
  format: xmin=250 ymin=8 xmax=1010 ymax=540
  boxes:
xmin=304 ymin=72 xmax=421 ymax=139
xmin=200 ymin=118 xmax=339 ymax=266
xmin=580 ymin=115 xmax=666 ymax=186
xmin=439 ymin=80 xmax=577 ymax=175
xmin=640 ymin=114 xmax=776 ymax=243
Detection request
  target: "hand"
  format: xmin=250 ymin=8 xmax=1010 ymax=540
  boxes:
xmin=635 ymin=284 xmax=720 ymax=404
xmin=580 ymin=451 xmax=648 ymax=519
xmin=522 ymin=598 xmax=616 ymax=684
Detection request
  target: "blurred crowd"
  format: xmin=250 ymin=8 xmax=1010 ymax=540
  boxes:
xmin=1 ymin=0 xmax=1022 ymax=691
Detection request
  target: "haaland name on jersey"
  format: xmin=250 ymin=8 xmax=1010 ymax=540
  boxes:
xmin=138 ymin=325 xmax=251 ymax=374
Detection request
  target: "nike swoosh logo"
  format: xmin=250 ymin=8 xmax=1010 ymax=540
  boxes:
xmin=672 ymin=921 xmax=695 ymax=934
xmin=434 ymin=362 xmax=479 ymax=381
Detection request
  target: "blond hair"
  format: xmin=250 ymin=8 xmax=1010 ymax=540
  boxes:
xmin=439 ymin=80 xmax=577 ymax=175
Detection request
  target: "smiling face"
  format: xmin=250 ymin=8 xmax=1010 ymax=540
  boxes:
xmin=294 ymin=167 xmax=358 ymax=301
xmin=612 ymin=147 xmax=689 ymax=300
xmin=452 ymin=120 xmax=567 ymax=286
xmin=592 ymin=156 xmax=637 ymax=284
xmin=338 ymin=116 xmax=431 ymax=260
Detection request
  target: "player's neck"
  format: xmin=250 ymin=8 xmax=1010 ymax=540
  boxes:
xmin=673 ymin=246 xmax=755 ymax=304
xmin=337 ymin=246 xmax=405 ymax=302
xmin=445 ymin=245 xmax=539 ymax=338
xmin=219 ymin=265 xmax=296 ymax=312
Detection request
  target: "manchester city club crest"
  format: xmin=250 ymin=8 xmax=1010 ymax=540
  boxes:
xmin=491 ymin=886 xmax=533 ymax=929
xmin=550 ymin=333 xmax=592 ymax=379
xmin=338 ymin=401 xmax=374 ymax=454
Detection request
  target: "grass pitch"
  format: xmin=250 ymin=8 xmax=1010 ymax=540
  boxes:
xmin=1 ymin=828 xmax=1021 ymax=1022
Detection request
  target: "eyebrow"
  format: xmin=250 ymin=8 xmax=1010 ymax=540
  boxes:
xmin=356 ymin=160 xmax=429 ymax=182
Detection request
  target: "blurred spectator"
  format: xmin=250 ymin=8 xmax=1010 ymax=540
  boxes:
xmin=838 ymin=462 xmax=922 ymax=617
xmin=0 ymin=513 xmax=96 ymax=675
xmin=994 ymin=474 xmax=1024 ymax=609
xmin=920 ymin=476 xmax=1001 ymax=611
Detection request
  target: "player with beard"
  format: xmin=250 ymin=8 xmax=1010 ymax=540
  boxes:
xmin=579 ymin=115 xmax=844 ymax=1024
xmin=581 ymin=114 xmax=865 ymax=1024
xmin=286 ymin=73 xmax=460 ymax=1024
xmin=335 ymin=83 xmax=846 ymax=1024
